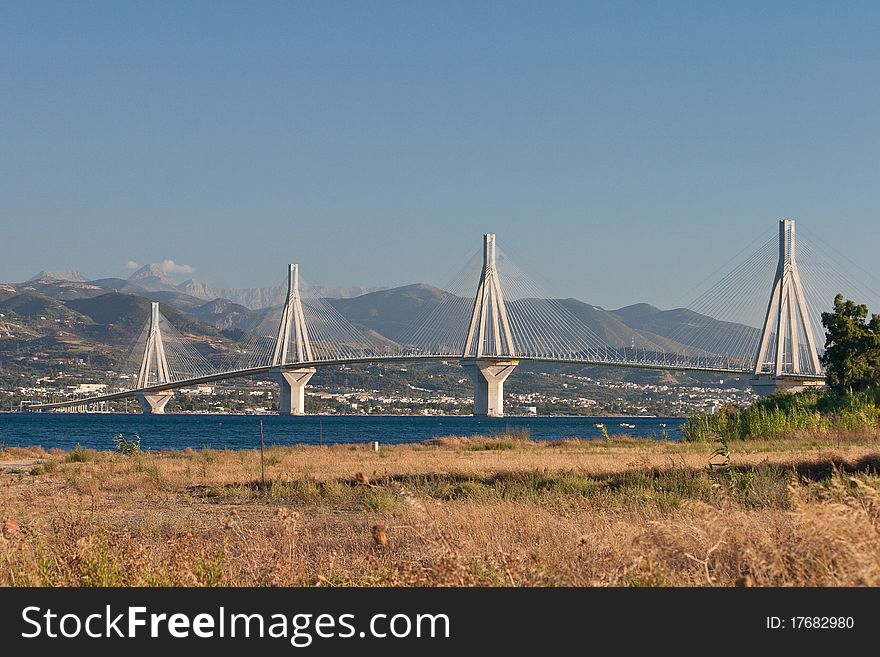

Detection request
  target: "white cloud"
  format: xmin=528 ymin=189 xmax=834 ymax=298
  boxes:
xmin=125 ymin=261 xmax=140 ymax=270
xmin=157 ymin=259 xmax=195 ymax=275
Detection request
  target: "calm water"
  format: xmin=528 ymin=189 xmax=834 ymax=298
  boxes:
xmin=0 ymin=413 xmax=684 ymax=451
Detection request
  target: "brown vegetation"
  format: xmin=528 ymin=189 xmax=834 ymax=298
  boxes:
xmin=1 ymin=434 xmax=879 ymax=586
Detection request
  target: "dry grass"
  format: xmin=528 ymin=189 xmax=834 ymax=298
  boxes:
xmin=2 ymin=435 xmax=880 ymax=587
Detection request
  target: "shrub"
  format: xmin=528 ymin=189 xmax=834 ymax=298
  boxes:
xmin=66 ymin=443 xmax=95 ymax=463
xmin=362 ymin=488 xmax=398 ymax=511
xmin=113 ymin=433 xmax=142 ymax=456
xmin=30 ymin=460 xmax=59 ymax=476
xmin=449 ymin=480 xmax=492 ymax=500
xmin=718 ymin=465 xmax=791 ymax=509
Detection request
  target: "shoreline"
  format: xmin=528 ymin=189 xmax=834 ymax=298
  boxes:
xmin=1 ymin=410 xmax=682 ymax=418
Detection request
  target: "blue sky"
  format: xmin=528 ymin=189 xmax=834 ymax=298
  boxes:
xmin=1 ymin=1 xmax=878 ymax=308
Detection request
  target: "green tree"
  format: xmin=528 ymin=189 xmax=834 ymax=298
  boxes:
xmin=820 ymin=294 xmax=880 ymax=393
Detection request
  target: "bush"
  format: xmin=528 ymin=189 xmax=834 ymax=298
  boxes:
xmin=66 ymin=443 xmax=95 ymax=463
xmin=113 ymin=433 xmax=142 ymax=456
xmin=362 ymin=488 xmax=397 ymax=511
xmin=449 ymin=480 xmax=492 ymax=500
xmin=717 ymin=466 xmax=791 ymax=509
xmin=30 ymin=460 xmax=59 ymax=475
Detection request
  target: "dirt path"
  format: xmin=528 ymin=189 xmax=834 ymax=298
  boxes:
xmin=0 ymin=459 xmax=42 ymax=474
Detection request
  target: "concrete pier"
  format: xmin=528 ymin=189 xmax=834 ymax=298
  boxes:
xmin=277 ymin=368 xmax=316 ymax=415
xmin=135 ymin=391 xmax=174 ymax=414
xmin=748 ymin=375 xmax=824 ymax=397
xmin=461 ymin=358 xmax=518 ymax=417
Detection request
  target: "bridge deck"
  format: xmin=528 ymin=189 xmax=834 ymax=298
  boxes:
xmin=24 ymin=354 xmax=816 ymax=411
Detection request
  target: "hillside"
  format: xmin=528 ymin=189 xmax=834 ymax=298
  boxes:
xmin=179 ymin=278 xmax=386 ymax=309
xmin=327 ymin=283 xmax=452 ymax=343
xmin=187 ymin=298 xmax=255 ymax=331
xmin=126 ymin=264 xmax=180 ymax=292
xmin=612 ymin=303 xmax=760 ymax=354
xmin=325 ymin=286 xmax=710 ymax=355
xmin=143 ymin=289 xmax=210 ymax=310
xmin=0 ymin=284 xmax=16 ymax=302
xmin=88 ymin=278 xmax=152 ymax=296
xmin=0 ymin=293 xmax=88 ymax=322
xmin=14 ymin=277 xmax=120 ymax=301
xmin=556 ymin=298 xmax=692 ymax=352
xmin=65 ymin=293 xmax=220 ymax=336
xmin=26 ymin=270 xmax=88 ymax=282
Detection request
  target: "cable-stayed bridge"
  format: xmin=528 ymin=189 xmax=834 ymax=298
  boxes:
xmin=27 ymin=219 xmax=868 ymax=417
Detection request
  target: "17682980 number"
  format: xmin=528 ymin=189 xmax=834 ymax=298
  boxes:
xmin=767 ymin=617 xmax=854 ymax=629
xmin=792 ymin=617 xmax=854 ymax=629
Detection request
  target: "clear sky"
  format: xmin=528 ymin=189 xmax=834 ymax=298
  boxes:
xmin=2 ymin=1 xmax=878 ymax=308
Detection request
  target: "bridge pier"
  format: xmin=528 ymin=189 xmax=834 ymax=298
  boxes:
xmin=749 ymin=375 xmax=824 ymax=397
xmin=277 ymin=368 xmax=316 ymax=415
xmin=135 ymin=391 xmax=174 ymax=414
xmin=461 ymin=359 xmax=518 ymax=417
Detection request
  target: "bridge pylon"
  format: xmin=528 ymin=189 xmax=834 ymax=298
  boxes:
xmin=135 ymin=302 xmax=174 ymax=414
xmin=750 ymin=219 xmax=824 ymax=395
xmin=271 ymin=264 xmax=316 ymax=415
xmin=460 ymin=233 xmax=519 ymax=417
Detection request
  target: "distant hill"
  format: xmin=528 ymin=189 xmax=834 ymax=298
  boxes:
xmin=1 ymin=272 xmax=761 ymax=362
xmin=66 ymin=293 xmax=154 ymax=326
xmin=0 ymin=293 xmax=88 ymax=322
xmin=323 ymin=286 xmax=703 ymax=354
xmin=143 ymin=289 xmax=209 ymax=310
xmin=177 ymin=279 xmax=283 ymax=309
xmin=177 ymin=279 xmax=216 ymax=301
xmin=27 ymin=270 xmax=89 ymax=283
xmin=611 ymin=303 xmax=760 ymax=355
xmin=10 ymin=264 xmax=385 ymax=311
xmin=0 ymin=284 xmax=16 ymax=302
xmin=88 ymin=278 xmax=151 ymax=295
xmin=66 ymin=293 xmax=219 ymax=336
xmin=187 ymin=298 xmax=255 ymax=331
xmin=179 ymin=278 xmax=387 ymax=309
xmin=556 ymin=298 xmax=690 ymax=352
xmin=327 ymin=283 xmax=452 ymax=343
xmin=15 ymin=277 xmax=120 ymax=301
xmin=127 ymin=264 xmax=180 ymax=292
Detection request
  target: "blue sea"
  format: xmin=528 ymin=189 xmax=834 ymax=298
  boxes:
xmin=0 ymin=413 xmax=684 ymax=451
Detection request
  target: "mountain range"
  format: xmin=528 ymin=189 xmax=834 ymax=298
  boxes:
xmin=16 ymin=265 xmax=383 ymax=310
xmin=0 ymin=265 xmax=758 ymax=359
xmin=26 ymin=270 xmax=89 ymax=283
xmin=126 ymin=264 xmax=383 ymax=309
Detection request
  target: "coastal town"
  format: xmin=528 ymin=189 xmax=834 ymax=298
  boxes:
xmin=4 ymin=359 xmax=756 ymax=417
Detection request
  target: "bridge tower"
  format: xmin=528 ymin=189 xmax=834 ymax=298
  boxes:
xmin=460 ymin=234 xmax=519 ymax=417
xmin=135 ymin=301 xmax=174 ymax=414
xmin=272 ymin=264 xmax=316 ymax=415
xmin=750 ymin=219 xmax=824 ymax=395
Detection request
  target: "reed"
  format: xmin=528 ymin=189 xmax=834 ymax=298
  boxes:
xmin=683 ymin=388 xmax=880 ymax=441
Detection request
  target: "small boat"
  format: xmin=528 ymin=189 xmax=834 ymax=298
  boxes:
xmin=594 ymin=423 xmax=605 ymax=428
xmin=659 ymin=423 xmax=667 ymax=428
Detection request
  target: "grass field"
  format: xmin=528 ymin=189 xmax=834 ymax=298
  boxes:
xmin=2 ymin=433 xmax=880 ymax=586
